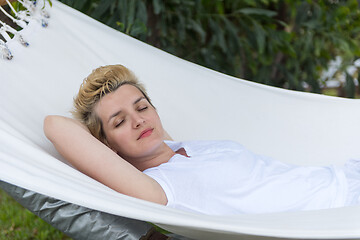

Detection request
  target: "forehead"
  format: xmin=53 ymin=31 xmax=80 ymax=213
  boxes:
xmin=94 ymin=84 xmax=145 ymax=118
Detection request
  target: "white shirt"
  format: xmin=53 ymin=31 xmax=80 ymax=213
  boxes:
xmin=144 ymin=140 xmax=348 ymax=215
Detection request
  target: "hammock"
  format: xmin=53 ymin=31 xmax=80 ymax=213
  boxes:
xmin=1 ymin=1 xmax=360 ymax=239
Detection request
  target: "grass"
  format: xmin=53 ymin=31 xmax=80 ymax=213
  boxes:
xmin=0 ymin=188 xmax=71 ymax=240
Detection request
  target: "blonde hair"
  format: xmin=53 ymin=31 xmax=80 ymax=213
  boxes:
xmin=72 ymin=64 xmax=152 ymax=143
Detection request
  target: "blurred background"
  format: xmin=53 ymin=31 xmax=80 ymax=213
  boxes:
xmin=59 ymin=0 xmax=360 ymax=98
xmin=1 ymin=0 xmax=360 ymax=239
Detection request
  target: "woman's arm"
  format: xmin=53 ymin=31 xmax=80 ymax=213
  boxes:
xmin=43 ymin=115 xmax=167 ymax=205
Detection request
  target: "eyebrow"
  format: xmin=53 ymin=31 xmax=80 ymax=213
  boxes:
xmin=107 ymin=96 xmax=146 ymax=124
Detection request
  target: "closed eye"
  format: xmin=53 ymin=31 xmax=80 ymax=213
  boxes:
xmin=138 ymin=106 xmax=148 ymax=111
xmin=115 ymin=119 xmax=124 ymax=128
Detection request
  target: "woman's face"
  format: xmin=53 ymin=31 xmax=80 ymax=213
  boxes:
xmin=94 ymin=84 xmax=166 ymax=162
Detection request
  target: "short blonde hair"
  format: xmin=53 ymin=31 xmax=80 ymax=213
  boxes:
xmin=72 ymin=64 xmax=151 ymax=143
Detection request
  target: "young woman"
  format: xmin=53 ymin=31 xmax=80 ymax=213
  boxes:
xmin=44 ymin=64 xmax=360 ymax=215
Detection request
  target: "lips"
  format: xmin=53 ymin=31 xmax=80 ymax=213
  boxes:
xmin=138 ymin=128 xmax=154 ymax=140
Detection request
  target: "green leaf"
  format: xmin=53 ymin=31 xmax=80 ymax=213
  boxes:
xmin=207 ymin=18 xmax=226 ymax=52
xmin=188 ymin=19 xmax=206 ymax=43
xmin=118 ymin=0 xmax=127 ymax=24
xmin=217 ymin=29 xmax=227 ymax=52
xmin=237 ymin=8 xmax=277 ymax=17
xmin=152 ymin=0 xmax=162 ymax=15
xmin=252 ymin=21 xmax=266 ymax=54
xmin=137 ymin=1 xmax=147 ymax=24
xmin=127 ymin=0 xmax=136 ymax=27
xmin=72 ymin=0 xmax=88 ymax=10
xmin=215 ymin=0 xmax=224 ymax=14
xmin=92 ymin=0 xmax=113 ymax=19
xmin=130 ymin=19 xmax=147 ymax=36
xmin=177 ymin=16 xmax=186 ymax=41
xmin=116 ymin=21 xmax=125 ymax=31
xmin=223 ymin=17 xmax=240 ymax=52
xmin=345 ymin=72 xmax=356 ymax=98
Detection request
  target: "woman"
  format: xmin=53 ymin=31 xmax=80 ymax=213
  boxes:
xmin=44 ymin=64 xmax=360 ymax=215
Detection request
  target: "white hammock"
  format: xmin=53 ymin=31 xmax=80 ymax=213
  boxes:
xmin=1 ymin=1 xmax=360 ymax=239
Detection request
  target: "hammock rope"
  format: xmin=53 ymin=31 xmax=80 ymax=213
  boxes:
xmin=0 ymin=0 xmax=49 ymax=59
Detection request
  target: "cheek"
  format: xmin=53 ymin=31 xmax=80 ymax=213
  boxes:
xmin=106 ymin=128 xmax=132 ymax=149
xmin=152 ymin=111 xmax=162 ymax=125
xmin=156 ymin=116 xmax=165 ymax=132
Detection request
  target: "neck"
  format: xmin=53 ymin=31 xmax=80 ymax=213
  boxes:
xmin=128 ymin=142 xmax=176 ymax=171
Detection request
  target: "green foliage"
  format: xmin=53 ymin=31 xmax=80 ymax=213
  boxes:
xmin=0 ymin=189 xmax=71 ymax=240
xmin=59 ymin=0 xmax=360 ymax=97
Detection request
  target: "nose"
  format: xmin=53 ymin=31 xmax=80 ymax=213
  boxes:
xmin=131 ymin=113 xmax=145 ymax=128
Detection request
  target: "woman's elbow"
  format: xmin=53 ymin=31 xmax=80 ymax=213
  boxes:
xmin=43 ymin=115 xmax=89 ymax=142
xmin=43 ymin=115 xmax=60 ymax=142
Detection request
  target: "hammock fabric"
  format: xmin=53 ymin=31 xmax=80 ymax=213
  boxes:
xmin=0 ymin=180 xmax=158 ymax=239
xmin=1 ymin=1 xmax=360 ymax=239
